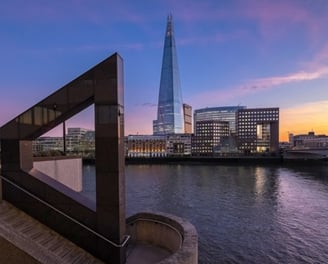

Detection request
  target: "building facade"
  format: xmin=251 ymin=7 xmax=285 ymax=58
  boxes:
xmin=183 ymin=103 xmax=192 ymax=134
xmin=289 ymin=132 xmax=328 ymax=149
xmin=192 ymin=120 xmax=230 ymax=155
xmin=33 ymin=128 xmax=95 ymax=156
xmin=237 ymin=108 xmax=279 ymax=153
xmin=153 ymin=15 xmax=184 ymax=135
xmin=194 ymin=106 xmax=245 ymax=135
xmin=65 ymin=128 xmax=95 ymax=154
xmin=166 ymin=133 xmax=192 ymax=156
xmin=125 ymin=135 xmax=167 ymax=157
xmin=66 ymin=127 xmax=88 ymax=152
xmin=126 ymin=134 xmax=192 ymax=157
xmin=33 ymin=137 xmax=63 ymax=154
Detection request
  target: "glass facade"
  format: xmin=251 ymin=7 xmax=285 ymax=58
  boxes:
xmin=194 ymin=106 xmax=246 ymax=134
xmin=153 ymin=15 xmax=184 ymax=135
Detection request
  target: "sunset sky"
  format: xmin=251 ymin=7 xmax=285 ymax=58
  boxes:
xmin=1 ymin=0 xmax=328 ymax=141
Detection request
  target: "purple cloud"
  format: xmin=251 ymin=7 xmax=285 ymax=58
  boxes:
xmin=187 ymin=60 xmax=328 ymax=108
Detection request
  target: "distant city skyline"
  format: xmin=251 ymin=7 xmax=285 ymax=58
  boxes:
xmin=1 ymin=0 xmax=328 ymax=141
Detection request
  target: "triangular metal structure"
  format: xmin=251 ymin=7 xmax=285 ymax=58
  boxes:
xmin=0 ymin=53 xmax=127 ymax=263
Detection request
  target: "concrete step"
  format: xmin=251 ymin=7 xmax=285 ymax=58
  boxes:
xmin=0 ymin=200 xmax=103 ymax=264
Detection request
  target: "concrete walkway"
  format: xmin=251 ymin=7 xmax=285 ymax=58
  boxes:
xmin=0 ymin=200 xmax=172 ymax=264
xmin=0 ymin=200 xmax=103 ymax=264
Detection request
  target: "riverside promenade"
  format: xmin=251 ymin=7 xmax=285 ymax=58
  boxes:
xmin=0 ymin=199 xmax=174 ymax=264
xmin=0 ymin=200 xmax=103 ymax=264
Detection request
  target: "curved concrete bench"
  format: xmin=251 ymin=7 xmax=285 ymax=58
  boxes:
xmin=126 ymin=212 xmax=198 ymax=264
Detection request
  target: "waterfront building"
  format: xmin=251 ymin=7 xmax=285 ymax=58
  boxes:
xmin=126 ymin=135 xmax=167 ymax=157
xmin=33 ymin=136 xmax=63 ymax=154
xmin=33 ymin=128 xmax=95 ymax=156
xmin=237 ymin=108 xmax=279 ymax=153
xmin=216 ymin=135 xmax=239 ymax=154
xmin=289 ymin=132 xmax=328 ymax=149
xmin=66 ymin=128 xmax=95 ymax=153
xmin=192 ymin=120 xmax=230 ymax=155
xmin=153 ymin=15 xmax=184 ymax=135
xmin=194 ymin=106 xmax=246 ymax=135
xmin=126 ymin=133 xmax=192 ymax=157
xmin=80 ymin=130 xmax=95 ymax=155
xmin=66 ymin=127 xmax=88 ymax=151
xmin=183 ymin=103 xmax=192 ymax=134
xmin=166 ymin=133 xmax=192 ymax=156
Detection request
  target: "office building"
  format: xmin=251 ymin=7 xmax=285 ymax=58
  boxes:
xmin=237 ymin=108 xmax=279 ymax=153
xmin=66 ymin=127 xmax=87 ymax=151
xmin=166 ymin=133 xmax=192 ymax=156
xmin=66 ymin=127 xmax=95 ymax=152
xmin=194 ymin=106 xmax=246 ymax=135
xmin=183 ymin=103 xmax=192 ymax=134
xmin=192 ymin=120 xmax=230 ymax=155
xmin=33 ymin=137 xmax=63 ymax=154
xmin=33 ymin=127 xmax=95 ymax=155
xmin=153 ymin=15 xmax=184 ymax=135
xmin=289 ymin=132 xmax=328 ymax=149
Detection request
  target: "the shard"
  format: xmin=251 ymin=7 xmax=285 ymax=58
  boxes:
xmin=153 ymin=15 xmax=184 ymax=135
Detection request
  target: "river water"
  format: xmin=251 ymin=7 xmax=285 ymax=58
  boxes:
xmin=82 ymin=164 xmax=328 ymax=264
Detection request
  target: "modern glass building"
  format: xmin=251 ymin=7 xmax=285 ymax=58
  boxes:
xmin=153 ymin=15 xmax=184 ymax=135
xmin=194 ymin=106 xmax=246 ymax=135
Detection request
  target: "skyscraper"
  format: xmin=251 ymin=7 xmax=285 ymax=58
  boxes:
xmin=153 ymin=15 xmax=184 ymax=135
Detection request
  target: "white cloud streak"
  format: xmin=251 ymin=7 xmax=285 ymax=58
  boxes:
xmin=187 ymin=63 xmax=328 ymax=108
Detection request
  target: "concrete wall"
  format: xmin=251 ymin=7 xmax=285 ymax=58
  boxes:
xmin=127 ymin=212 xmax=198 ymax=264
xmin=33 ymin=157 xmax=82 ymax=192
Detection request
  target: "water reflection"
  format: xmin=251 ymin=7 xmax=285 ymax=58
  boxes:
xmin=255 ymin=167 xmax=266 ymax=196
xmin=82 ymin=164 xmax=328 ymax=263
xmin=283 ymin=165 xmax=328 ymax=184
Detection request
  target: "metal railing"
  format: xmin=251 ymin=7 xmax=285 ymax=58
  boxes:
xmin=0 ymin=175 xmax=130 ymax=248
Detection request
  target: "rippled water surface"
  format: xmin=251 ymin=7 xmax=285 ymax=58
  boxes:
xmin=83 ymin=164 xmax=328 ymax=264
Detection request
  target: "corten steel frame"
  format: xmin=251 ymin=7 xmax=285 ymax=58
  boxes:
xmin=0 ymin=53 xmax=127 ymax=263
